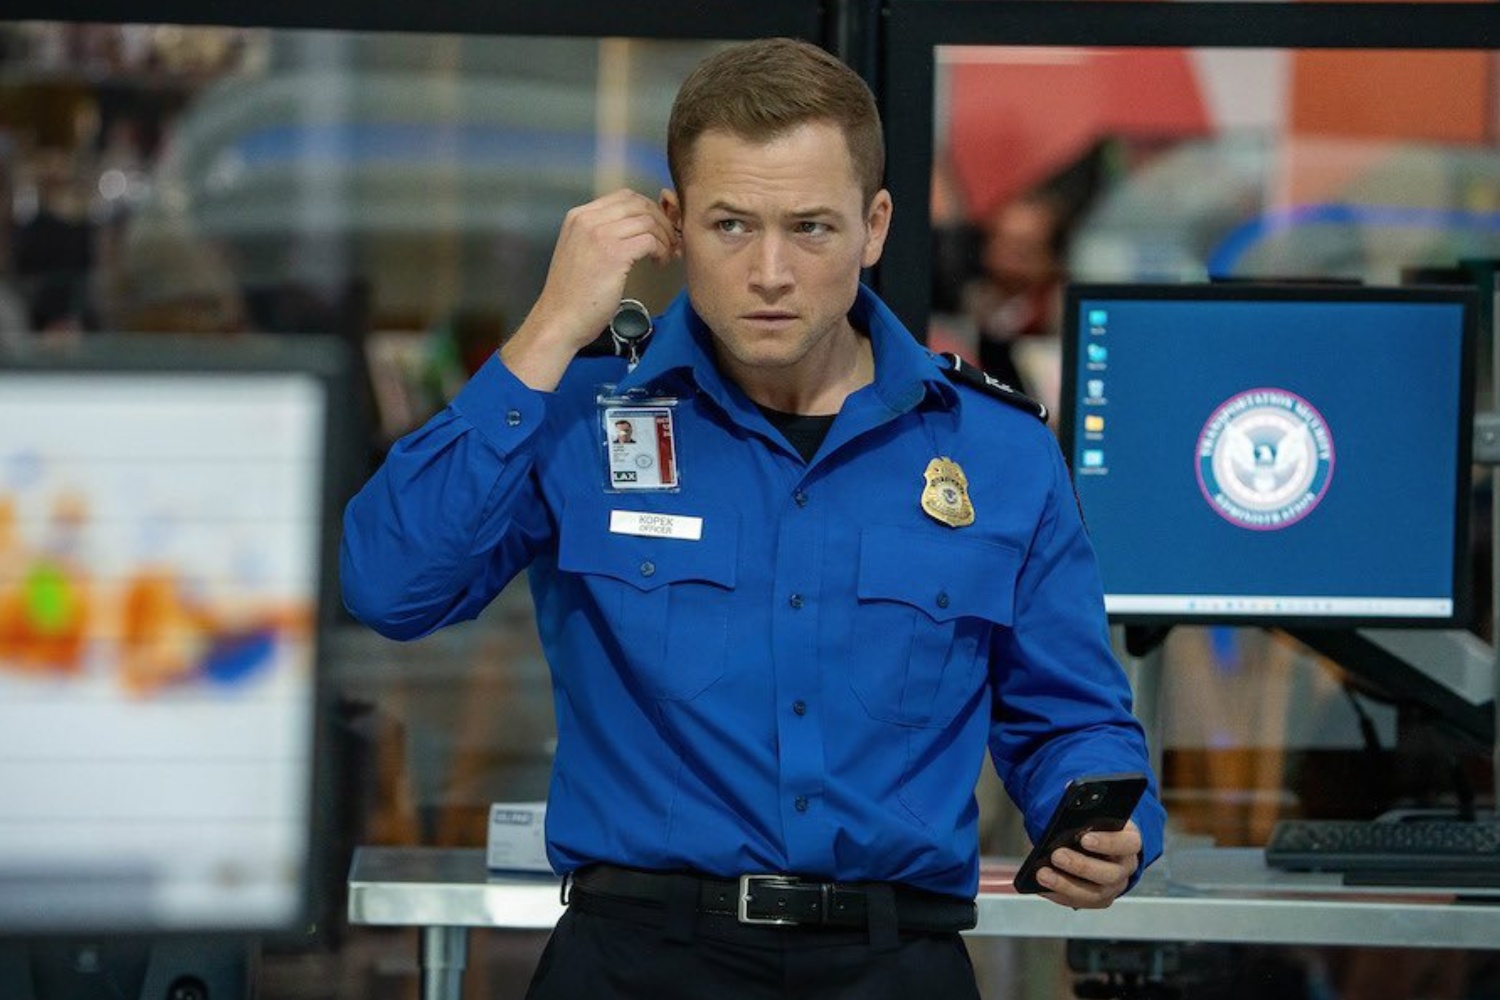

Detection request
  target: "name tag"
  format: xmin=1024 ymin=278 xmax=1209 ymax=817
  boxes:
xmin=610 ymin=510 xmax=703 ymax=541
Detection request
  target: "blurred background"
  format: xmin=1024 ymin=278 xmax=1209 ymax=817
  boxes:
xmin=3 ymin=8 xmax=1500 ymax=999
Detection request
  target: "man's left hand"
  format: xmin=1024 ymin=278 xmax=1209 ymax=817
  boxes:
xmin=1033 ymin=820 xmax=1141 ymax=910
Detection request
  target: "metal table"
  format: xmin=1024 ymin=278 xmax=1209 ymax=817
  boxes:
xmin=348 ymin=846 xmax=1500 ymax=1000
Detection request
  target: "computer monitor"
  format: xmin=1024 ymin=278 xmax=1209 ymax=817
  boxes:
xmin=1059 ymin=282 xmax=1477 ymax=628
xmin=0 ymin=334 xmax=352 ymax=941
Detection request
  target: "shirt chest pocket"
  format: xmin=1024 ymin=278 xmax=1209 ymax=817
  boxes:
xmin=851 ymin=526 xmax=1019 ymax=728
xmin=558 ymin=506 xmax=739 ymax=701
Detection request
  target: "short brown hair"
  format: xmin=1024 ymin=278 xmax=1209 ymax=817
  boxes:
xmin=667 ymin=38 xmax=885 ymax=207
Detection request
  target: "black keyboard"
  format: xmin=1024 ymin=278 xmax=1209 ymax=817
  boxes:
xmin=1265 ymin=818 xmax=1500 ymax=880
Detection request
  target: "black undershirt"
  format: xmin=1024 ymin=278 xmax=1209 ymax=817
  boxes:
xmin=756 ymin=404 xmax=836 ymax=463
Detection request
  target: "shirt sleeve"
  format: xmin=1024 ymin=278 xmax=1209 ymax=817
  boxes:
xmin=987 ymin=438 xmax=1167 ymax=885
xmin=340 ymin=353 xmax=555 ymax=640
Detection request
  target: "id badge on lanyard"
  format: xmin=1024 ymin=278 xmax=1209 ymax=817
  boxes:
xmin=598 ymin=390 xmax=681 ymax=492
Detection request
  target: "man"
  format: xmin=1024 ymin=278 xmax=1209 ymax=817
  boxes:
xmin=964 ymin=190 xmax=1070 ymax=414
xmin=342 ymin=37 xmax=1164 ymax=999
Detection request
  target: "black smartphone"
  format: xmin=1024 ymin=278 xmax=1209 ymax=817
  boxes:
xmin=1012 ymin=772 xmax=1148 ymax=894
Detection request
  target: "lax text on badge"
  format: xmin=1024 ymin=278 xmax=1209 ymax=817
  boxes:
xmin=601 ymin=401 xmax=680 ymax=491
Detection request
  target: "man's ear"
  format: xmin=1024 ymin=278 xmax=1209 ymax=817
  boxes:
xmin=660 ymin=189 xmax=682 ymax=227
xmin=660 ymin=189 xmax=683 ymax=259
xmin=861 ymin=189 xmax=893 ymax=270
xmin=663 ymin=188 xmax=687 ymax=257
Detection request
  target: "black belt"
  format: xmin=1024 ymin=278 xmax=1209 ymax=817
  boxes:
xmin=568 ymin=865 xmax=977 ymax=933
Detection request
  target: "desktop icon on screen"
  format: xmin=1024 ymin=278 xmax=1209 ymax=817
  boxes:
xmin=1082 ymin=449 xmax=1105 ymax=468
xmin=1084 ymin=414 xmax=1105 ymax=433
xmin=1088 ymin=309 xmax=1108 ymax=328
xmin=1087 ymin=344 xmax=1108 ymax=365
xmin=1086 ymin=379 xmax=1105 ymax=400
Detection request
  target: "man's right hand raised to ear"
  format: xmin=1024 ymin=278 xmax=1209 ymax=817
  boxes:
xmin=500 ymin=189 xmax=680 ymax=392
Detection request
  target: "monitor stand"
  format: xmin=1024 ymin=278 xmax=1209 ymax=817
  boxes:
xmin=0 ymin=939 xmax=251 ymax=1000
xmin=1124 ymin=625 xmax=1173 ymax=658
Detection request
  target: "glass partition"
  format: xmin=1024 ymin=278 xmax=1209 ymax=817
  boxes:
xmin=1 ymin=24 xmax=736 ymax=852
xmin=884 ymin=11 xmax=1500 ymax=994
xmin=882 ymin=0 xmax=1500 ymax=904
xmin=923 ymin=41 xmax=1500 ymax=414
xmin=0 ymin=26 xmax=768 ymax=446
xmin=0 ymin=17 xmax=818 ymax=994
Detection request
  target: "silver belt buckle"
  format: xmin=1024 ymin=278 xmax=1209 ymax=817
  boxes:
xmin=737 ymin=874 xmax=802 ymax=926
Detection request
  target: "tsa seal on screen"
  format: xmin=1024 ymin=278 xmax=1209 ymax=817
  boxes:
xmin=1196 ymin=388 xmax=1334 ymax=531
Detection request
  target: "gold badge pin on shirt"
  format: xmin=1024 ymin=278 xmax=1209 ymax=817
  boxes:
xmin=920 ymin=457 xmax=975 ymax=528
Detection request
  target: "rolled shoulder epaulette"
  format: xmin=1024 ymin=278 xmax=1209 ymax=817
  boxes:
xmin=938 ymin=352 xmax=1048 ymax=422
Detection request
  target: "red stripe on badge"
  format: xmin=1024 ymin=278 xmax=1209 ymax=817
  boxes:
xmin=654 ymin=414 xmax=675 ymax=485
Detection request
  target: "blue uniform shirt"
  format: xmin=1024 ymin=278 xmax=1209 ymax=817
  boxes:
xmin=341 ymin=284 xmax=1165 ymax=897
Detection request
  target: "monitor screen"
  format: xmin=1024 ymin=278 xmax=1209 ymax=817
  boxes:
xmin=1059 ymin=283 xmax=1476 ymax=628
xmin=0 ymin=336 xmax=350 ymax=937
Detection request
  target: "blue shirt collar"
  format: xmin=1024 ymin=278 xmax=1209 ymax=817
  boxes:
xmin=614 ymin=284 xmax=957 ymax=416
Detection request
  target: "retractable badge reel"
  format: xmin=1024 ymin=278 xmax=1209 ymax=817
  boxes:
xmin=599 ymin=297 xmax=678 ymax=491
xmin=610 ymin=298 xmax=653 ymax=370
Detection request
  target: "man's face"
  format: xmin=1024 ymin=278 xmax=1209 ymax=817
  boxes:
xmin=662 ymin=122 xmax=891 ymax=377
xmin=984 ymin=199 xmax=1060 ymax=294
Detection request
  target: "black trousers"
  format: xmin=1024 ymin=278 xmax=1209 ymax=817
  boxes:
xmin=523 ymin=892 xmax=983 ymax=1000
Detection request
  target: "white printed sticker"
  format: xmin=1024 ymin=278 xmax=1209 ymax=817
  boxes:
xmin=609 ymin=510 xmax=704 ymax=541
